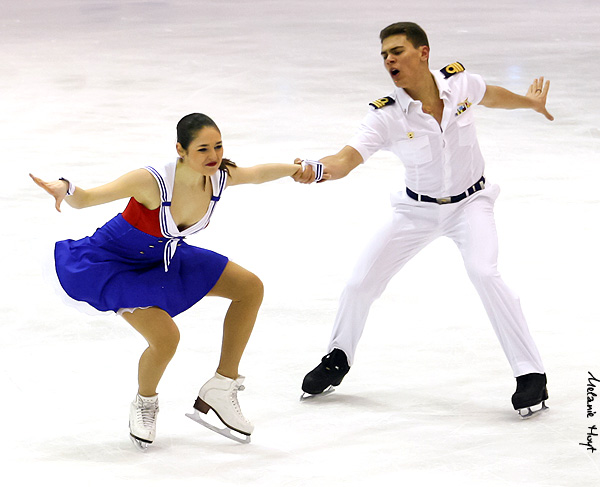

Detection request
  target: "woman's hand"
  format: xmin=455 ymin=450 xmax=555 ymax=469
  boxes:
xmin=29 ymin=173 xmax=70 ymax=212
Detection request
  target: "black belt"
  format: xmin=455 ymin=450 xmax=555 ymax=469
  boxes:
xmin=406 ymin=176 xmax=486 ymax=205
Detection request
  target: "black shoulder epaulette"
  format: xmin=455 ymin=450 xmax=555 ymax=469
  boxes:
xmin=369 ymin=96 xmax=395 ymax=109
xmin=440 ymin=62 xmax=465 ymax=79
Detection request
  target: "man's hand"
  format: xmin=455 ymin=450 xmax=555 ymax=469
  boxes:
xmin=292 ymin=147 xmax=363 ymax=184
xmin=525 ymin=77 xmax=554 ymax=121
xmin=480 ymin=78 xmax=554 ymax=121
xmin=292 ymin=158 xmax=316 ymax=183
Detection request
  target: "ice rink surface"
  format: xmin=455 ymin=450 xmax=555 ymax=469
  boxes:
xmin=1 ymin=0 xmax=599 ymax=485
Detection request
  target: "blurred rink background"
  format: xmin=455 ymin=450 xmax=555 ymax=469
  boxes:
xmin=1 ymin=0 xmax=599 ymax=485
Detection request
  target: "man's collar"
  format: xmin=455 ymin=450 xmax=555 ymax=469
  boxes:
xmin=392 ymin=86 xmax=416 ymax=113
xmin=432 ymin=69 xmax=452 ymax=97
xmin=393 ymin=70 xmax=452 ymax=112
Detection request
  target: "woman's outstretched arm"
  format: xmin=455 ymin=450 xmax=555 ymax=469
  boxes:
xmin=29 ymin=169 xmax=158 ymax=212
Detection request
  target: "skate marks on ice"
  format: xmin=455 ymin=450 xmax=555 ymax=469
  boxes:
xmin=185 ymin=409 xmax=251 ymax=445
xmin=298 ymin=382 xmax=550 ymax=424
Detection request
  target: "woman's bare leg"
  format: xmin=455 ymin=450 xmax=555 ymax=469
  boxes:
xmin=207 ymin=261 xmax=264 ymax=379
xmin=121 ymin=307 xmax=180 ymax=397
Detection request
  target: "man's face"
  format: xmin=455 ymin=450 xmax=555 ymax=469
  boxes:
xmin=380 ymin=34 xmax=429 ymax=88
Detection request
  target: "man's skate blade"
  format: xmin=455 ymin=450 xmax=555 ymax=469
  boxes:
xmin=517 ymin=401 xmax=549 ymax=419
xmin=129 ymin=434 xmax=151 ymax=452
xmin=300 ymin=385 xmax=335 ymax=401
xmin=186 ymin=410 xmax=251 ymax=444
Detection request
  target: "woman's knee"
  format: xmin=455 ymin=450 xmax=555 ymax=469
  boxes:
xmin=242 ymin=271 xmax=264 ymax=303
xmin=214 ymin=262 xmax=264 ymax=303
xmin=151 ymin=324 xmax=180 ymax=358
xmin=124 ymin=309 xmax=180 ymax=358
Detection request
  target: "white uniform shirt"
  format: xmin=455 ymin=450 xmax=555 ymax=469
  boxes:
xmin=348 ymin=68 xmax=487 ymax=198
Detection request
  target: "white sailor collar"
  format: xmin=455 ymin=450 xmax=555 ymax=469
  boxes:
xmin=145 ymin=160 xmax=227 ymax=272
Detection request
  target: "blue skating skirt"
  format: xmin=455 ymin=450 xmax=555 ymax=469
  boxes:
xmin=53 ymin=214 xmax=228 ymax=317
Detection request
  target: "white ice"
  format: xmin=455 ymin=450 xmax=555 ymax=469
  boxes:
xmin=1 ymin=0 xmax=599 ymax=485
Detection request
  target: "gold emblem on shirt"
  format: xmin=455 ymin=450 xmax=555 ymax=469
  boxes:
xmin=407 ymin=132 xmax=415 ymax=139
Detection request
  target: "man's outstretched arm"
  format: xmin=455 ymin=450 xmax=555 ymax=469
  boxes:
xmin=480 ymin=76 xmax=554 ymax=121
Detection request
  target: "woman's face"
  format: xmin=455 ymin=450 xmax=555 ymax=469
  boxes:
xmin=177 ymin=126 xmax=224 ymax=176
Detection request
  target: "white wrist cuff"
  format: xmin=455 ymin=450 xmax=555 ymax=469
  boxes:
xmin=301 ymin=159 xmax=324 ymax=182
xmin=59 ymin=177 xmax=75 ymax=196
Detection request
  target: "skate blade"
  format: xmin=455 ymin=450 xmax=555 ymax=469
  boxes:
xmin=299 ymin=385 xmax=335 ymax=401
xmin=517 ymin=400 xmax=549 ymax=419
xmin=129 ymin=434 xmax=151 ymax=452
xmin=186 ymin=410 xmax=251 ymax=444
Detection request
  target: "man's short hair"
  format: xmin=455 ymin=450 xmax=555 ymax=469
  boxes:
xmin=379 ymin=22 xmax=429 ymax=48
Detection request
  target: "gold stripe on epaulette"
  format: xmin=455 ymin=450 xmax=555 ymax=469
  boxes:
xmin=369 ymin=96 xmax=395 ymax=109
xmin=440 ymin=61 xmax=465 ymax=79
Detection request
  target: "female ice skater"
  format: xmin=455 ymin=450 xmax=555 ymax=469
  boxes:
xmin=30 ymin=113 xmax=310 ymax=449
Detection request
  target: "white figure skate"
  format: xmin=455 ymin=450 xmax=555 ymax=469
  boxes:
xmin=129 ymin=393 xmax=159 ymax=451
xmin=186 ymin=373 xmax=253 ymax=444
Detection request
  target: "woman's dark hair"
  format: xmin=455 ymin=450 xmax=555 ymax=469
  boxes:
xmin=176 ymin=113 xmax=236 ymax=174
xmin=379 ymin=22 xmax=429 ymax=48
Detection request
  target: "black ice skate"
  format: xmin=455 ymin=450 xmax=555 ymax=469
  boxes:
xmin=301 ymin=349 xmax=350 ymax=400
xmin=511 ymin=373 xmax=549 ymax=419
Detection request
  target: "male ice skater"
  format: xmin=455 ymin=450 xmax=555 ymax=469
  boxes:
xmin=297 ymin=22 xmax=552 ymax=417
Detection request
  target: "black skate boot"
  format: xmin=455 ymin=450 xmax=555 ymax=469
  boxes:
xmin=301 ymin=349 xmax=350 ymax=397
xmin=511 ymin=373 xmax=549 ymax=419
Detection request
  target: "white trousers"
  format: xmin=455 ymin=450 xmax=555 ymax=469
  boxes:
xmin=328 ymin=184 xmax=545 ymax=377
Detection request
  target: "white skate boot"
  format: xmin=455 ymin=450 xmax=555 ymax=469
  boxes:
xmin=186 ymin=373 xmax=253 ymax=444
xmin=129 ymin=393 xmax=159 ymax=451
